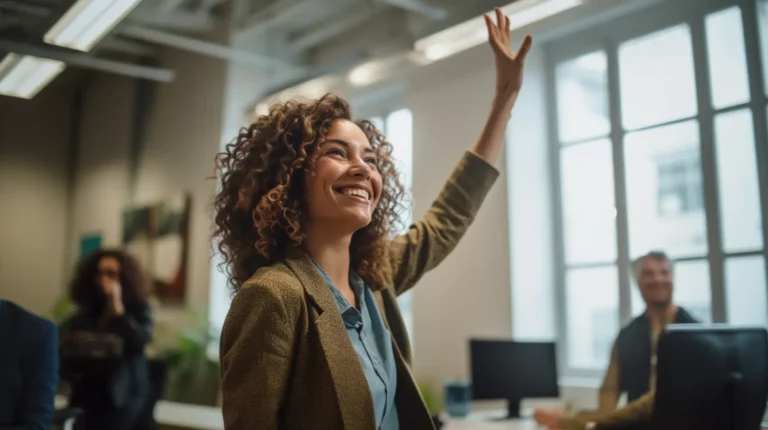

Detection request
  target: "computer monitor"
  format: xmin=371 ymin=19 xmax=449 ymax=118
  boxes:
xmin=653 ymin=324 xmax=768 ymax=430
xmin=469 ymin=339 xmax=559 ymax=418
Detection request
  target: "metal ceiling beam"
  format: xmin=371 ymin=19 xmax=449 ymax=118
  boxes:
xmin=0 ymin=39 xmax=175 ymax=82
xmin=120 ymin=24 xmax=296 ymax=71
xmin=100 ymin=38 xmax=157 ymax=57
xmin=160 ymin=0 xmax=187 ymax=12
xmin=0 ymin=1 xmax=50 ymax=17
xmin=238 ymin=0 xmax=308 ymax=33
xmin=376 ymin=0 xmax=447 ymax=19
xmin=127 ymin=9 xmax=216 ymax=33
xmin=289 ymin=6 xmax=377 ymax=51
xmin=200 ymin=0 xmax=228 ymax=9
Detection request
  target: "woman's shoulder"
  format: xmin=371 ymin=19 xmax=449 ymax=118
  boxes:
xmin=236 ymin=262 xmax=304 ymax=304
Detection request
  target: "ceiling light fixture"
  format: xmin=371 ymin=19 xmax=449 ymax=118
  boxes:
xmin=44 ymin=0 xmax=144 ymax=52
xmin=348 ymin=62 xmax=379 ymax=87
xmin=414 ymin=0 xmax=583 ymax=62
xmin=0 ymin=53 xmax=66 ymax=99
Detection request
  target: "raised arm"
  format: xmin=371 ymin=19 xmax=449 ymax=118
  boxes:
xmin=388 ymin=7 xmax=533 ymax=294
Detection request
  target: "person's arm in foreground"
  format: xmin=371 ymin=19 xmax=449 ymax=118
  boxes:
xmin=389 ymin=8 xmax=533 ymax=294
xmin=535 ymin=391 xmax=655 ymax=430
xmin=598 ymin=341 xmax=621 ymax=413
xmin=219 ymin=276 xmax=301 ymax=430
xmin=1 ymin=320 xmax=59 ymax=430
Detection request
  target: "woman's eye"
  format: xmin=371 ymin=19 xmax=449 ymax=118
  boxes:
xmin=365 ymin=157 xmax=377 ymax=165
xmin=325 ymin=148 xmax=345 ymax=157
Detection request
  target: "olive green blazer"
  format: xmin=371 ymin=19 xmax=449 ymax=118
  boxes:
xmin=219 ymin=151 xmax=499 ymax=430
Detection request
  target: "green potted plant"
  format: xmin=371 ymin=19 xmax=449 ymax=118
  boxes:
xmin=47 ymin=295 xmax=76 ymax=324
xmin=151 ymin=306 xmax=221 ymax=406
xmin=417 ymin=378 xmax=444 ymax=429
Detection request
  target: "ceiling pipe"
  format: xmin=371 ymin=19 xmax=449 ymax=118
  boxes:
xmin=237 ymin=0 xmax=307 ymax=35
xmin=0 ymin=38 xmax=175 ymax=82
xmin=120 ymin=24 xmax=298 ymax=72
xmin=376 ymin=0 xmax=447 ymax=19
xmin=289 ymin=6 xmax=379 ymax=51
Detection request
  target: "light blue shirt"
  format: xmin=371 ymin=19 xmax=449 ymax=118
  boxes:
xmin=313 ymin=262 xmax=399 ymax=430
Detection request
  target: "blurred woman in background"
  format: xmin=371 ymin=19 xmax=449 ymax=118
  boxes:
xmin=60 ymin=249 xmax=153 ymax=430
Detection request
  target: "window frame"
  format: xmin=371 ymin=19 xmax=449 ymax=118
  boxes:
xmin=545 ymin=0 xmax=768 ymax=379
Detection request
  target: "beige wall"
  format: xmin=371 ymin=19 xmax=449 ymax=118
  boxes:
xmin=70 ymin=75 xmax=136 ymax=261
xmin=406 ymin=45 xmax=514 ymax=382
xmin=0 ymin=87 xmax=75 ymax=315
xmin=71 ymin=25 xmax=231 ymax=324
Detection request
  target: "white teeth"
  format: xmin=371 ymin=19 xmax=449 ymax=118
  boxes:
xmin=341 ymin=188 xmax=370 ymax=200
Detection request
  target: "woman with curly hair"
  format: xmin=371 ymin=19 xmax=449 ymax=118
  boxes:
xmin=59 ymin=249 xmax=152 ymax=430
xmin=215 ymin=8 xmax=532 ymax=430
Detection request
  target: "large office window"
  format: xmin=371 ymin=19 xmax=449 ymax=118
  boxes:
xmin=549 ymin=0 xmax=768 ymax=376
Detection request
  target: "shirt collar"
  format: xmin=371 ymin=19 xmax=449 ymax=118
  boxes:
xmin=311 ymin=260 xmax=367 ymax=314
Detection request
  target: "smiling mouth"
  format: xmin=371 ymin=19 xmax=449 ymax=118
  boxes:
xmin=334 ymin=187 xmax=371 ymax=202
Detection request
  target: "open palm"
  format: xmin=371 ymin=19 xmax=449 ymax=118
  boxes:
xmin=484 ymin=7 xmax=533 ymax=105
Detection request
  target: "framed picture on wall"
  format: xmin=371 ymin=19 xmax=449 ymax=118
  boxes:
xmin=122 ymin=194 xmax=190 ymax=304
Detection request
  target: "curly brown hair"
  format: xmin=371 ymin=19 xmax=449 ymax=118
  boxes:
xmin=213 ymin=94 xmax=407 ymax=291
xmin=69 ymin=249 xmax=149 ymax=314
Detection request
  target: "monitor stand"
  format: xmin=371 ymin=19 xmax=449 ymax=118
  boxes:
xmin=489 ymin=398 xmax=522 ymax=420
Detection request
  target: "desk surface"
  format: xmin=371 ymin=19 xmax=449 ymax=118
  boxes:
xmin=56 ymin=396 xmax=223 ymax=430
xmin=445 ymin=418 xmax=539 ymax=430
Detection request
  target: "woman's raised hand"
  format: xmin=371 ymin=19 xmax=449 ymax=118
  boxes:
xmin=484 ymin=7 xmax=533 ymax=107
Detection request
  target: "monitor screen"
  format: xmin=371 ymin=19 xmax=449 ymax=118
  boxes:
xmin=653 ymin=325 xmax=768 ymax=430
xmin=469 ymin=339 xmax=559 ymax=418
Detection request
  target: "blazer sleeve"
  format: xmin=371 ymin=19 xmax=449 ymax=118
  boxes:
xmin=598 ymin=341 xmax=621 ymax=412
xmin=219 ymin=279 xmax=301 ymax=430
xmin=388 ymin=150 xmax=499 ymax=295
xmin=3 ymin=319 xmax=59 ymax=430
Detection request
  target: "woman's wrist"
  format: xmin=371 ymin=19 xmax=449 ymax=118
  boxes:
xmin=491 ymin=91 xmax=519 ymax=114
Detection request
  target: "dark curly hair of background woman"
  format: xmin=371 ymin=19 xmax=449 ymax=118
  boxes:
xmin=213 ymin=94 xmax=408 ymax=291
xmin=70 ymin=249 xmax=148 ymax=313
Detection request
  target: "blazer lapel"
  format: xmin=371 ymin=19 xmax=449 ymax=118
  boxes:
xmin=283 ymin=247 xmax=376 ymax=429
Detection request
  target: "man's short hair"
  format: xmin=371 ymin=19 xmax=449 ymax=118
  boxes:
xmin=632 ymin=250 xmax=673 ymax=280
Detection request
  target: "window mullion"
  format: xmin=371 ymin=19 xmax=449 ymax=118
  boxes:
xmin=606 ymin=39 xmax=632 ymax=324
xmin=690 ymin=15 xmax=728 ymax=323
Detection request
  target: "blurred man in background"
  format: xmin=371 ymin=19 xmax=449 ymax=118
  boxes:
xmin=534 ymin=251 xmax=700 ymax=429
xmin=598 ymin=251 xmax=698 ymax=412
xmin=0 ymin=299 xmax=59 ymax=430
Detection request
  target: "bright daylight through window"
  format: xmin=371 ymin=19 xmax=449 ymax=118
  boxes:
xmin=551 ymin=0 xmax=768 ymax=375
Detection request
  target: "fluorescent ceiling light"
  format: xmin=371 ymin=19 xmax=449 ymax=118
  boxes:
xmin=348 ymin=62 xmax=379 ymax=87
xmin=45 ymin=0 xmax=143 ymax=52
xmin=0 ymin=53 xmax=66 ymax=99
xmin=415 ymin=0 xmax=583 ymax=62
xmin=347 ymin=56 xmax=399 ymax=88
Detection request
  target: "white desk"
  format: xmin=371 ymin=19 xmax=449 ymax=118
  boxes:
xmin=56 ymin=396 xmax=223 ymax=430
xmin=153 ymin=400 xmax=223 ymax=430
xmin=443 ymin=409 xmax=542 ymax=430
xmin=444 ymin=418 xmax=539 ymax=430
